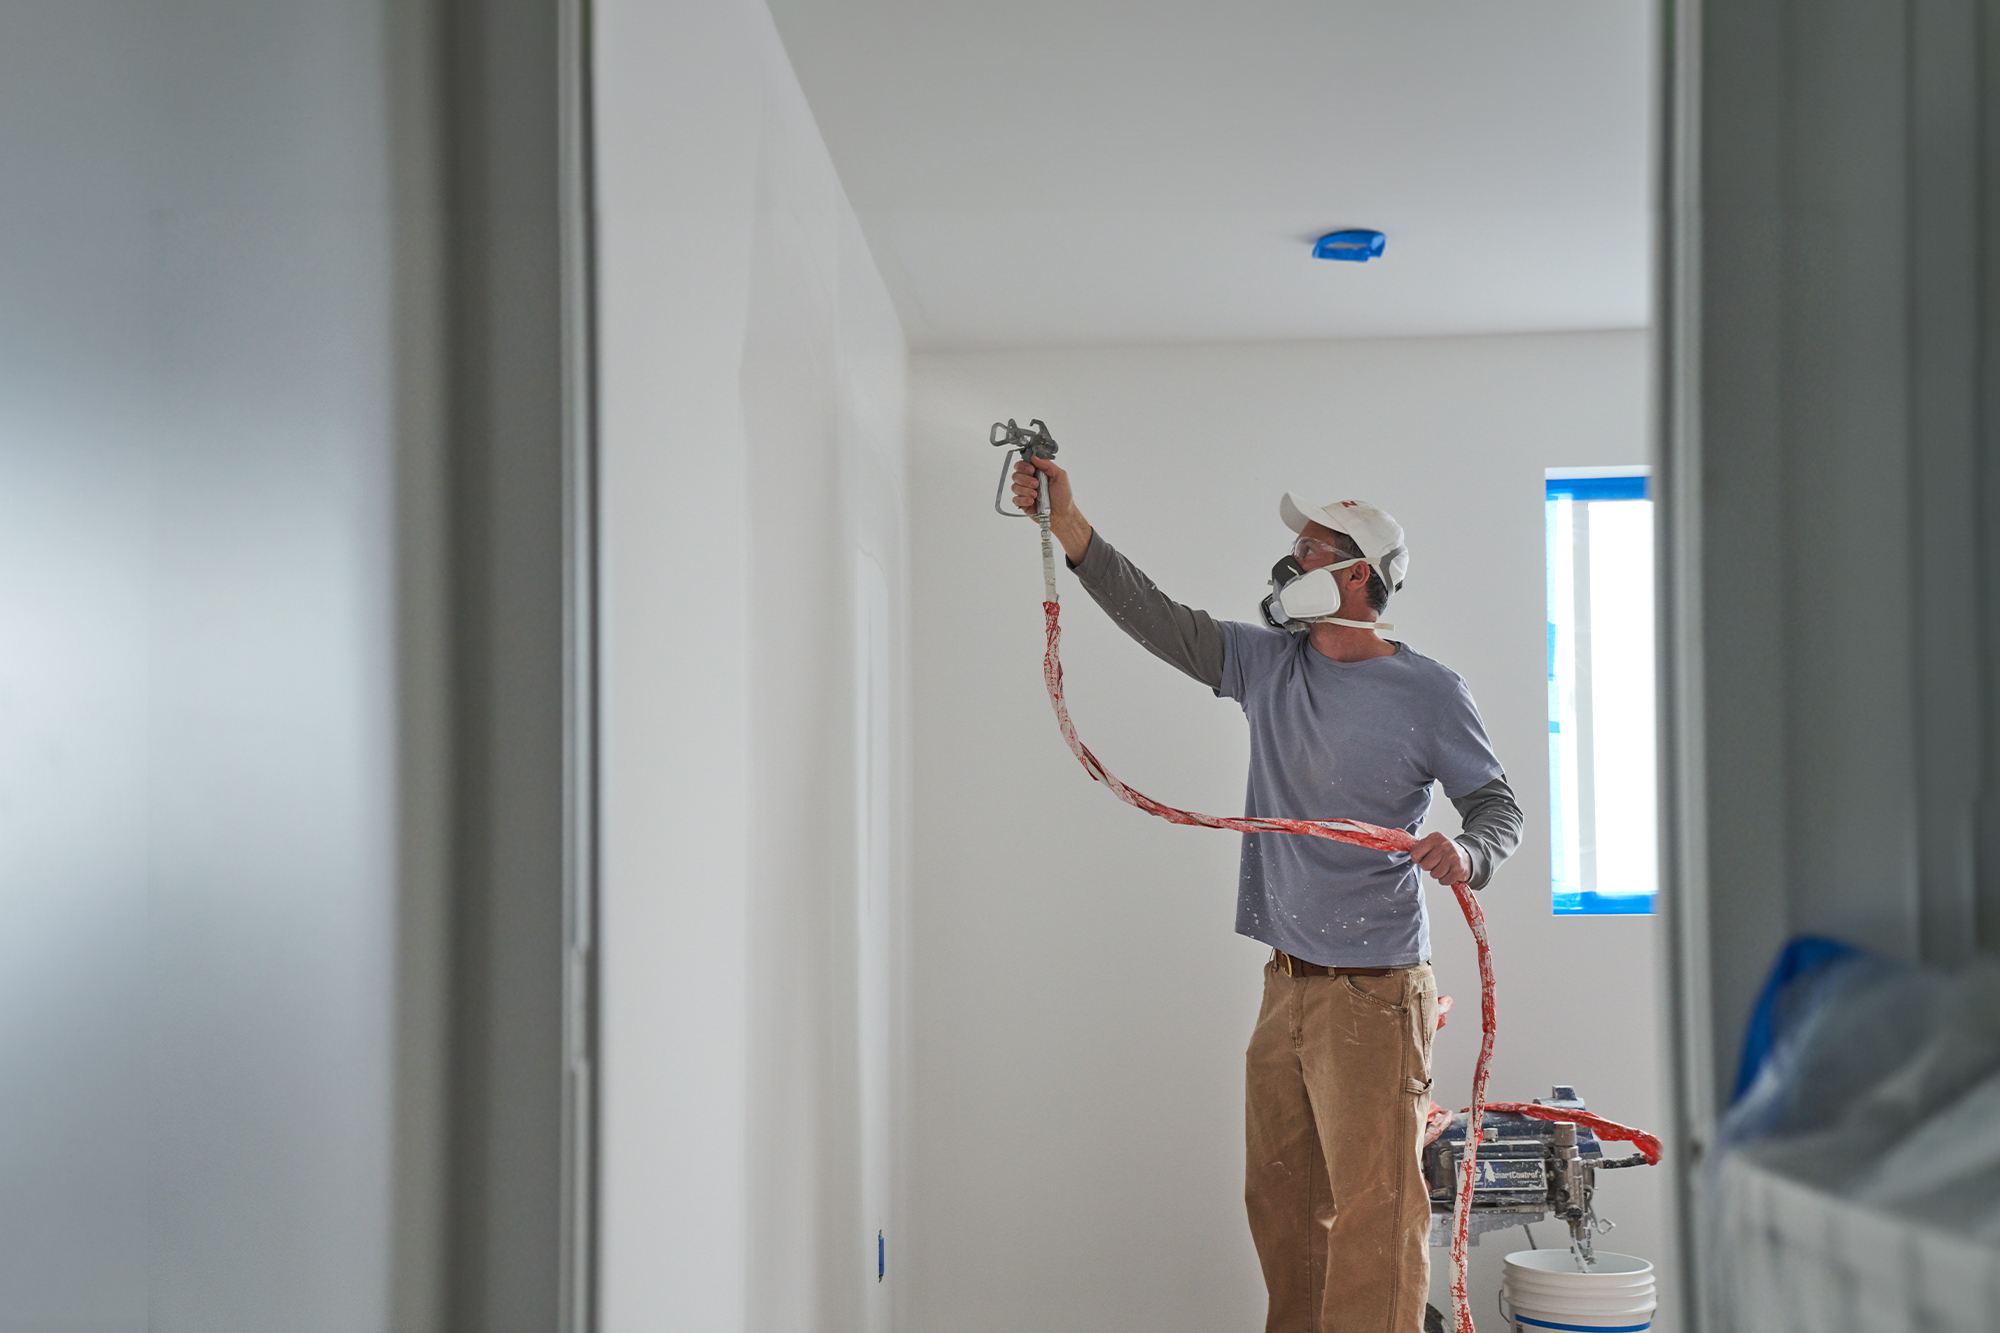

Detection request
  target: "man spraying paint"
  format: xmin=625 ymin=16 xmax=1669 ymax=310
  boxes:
xmin=1010 ymin=456 xmax=1523 ymax=1333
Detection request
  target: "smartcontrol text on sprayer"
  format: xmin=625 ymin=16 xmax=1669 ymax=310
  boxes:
xmin=1425 ymin=1086 xmax=1647 ymax=1265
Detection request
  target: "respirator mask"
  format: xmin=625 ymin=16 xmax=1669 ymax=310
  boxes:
xmin=1259 ymin=553 xmax=1395 ymax=634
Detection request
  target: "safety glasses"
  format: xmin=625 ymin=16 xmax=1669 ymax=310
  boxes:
xmin=1292 ymin=534 xmax=1363 ymax=567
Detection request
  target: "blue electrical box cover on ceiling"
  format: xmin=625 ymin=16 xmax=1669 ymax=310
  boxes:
xmin=1314 ymin=230 xmax=1386 ymax=262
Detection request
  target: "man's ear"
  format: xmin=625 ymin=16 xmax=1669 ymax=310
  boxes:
xmin=1348 ymin=561 xmax=1372 ymax=588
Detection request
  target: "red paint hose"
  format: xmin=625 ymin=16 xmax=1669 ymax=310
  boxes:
xmin=1472 ymin=1104 xmax=1664 ymax=1167
xmin=1421 ymin=1100 xmax=1664 ymax=1168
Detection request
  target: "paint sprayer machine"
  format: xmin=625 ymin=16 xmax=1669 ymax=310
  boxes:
xmin=1425 ymin=1085 xmax=1652 ymax=1261
xmin=991 ymin=419 xmax=1664 ymax=1333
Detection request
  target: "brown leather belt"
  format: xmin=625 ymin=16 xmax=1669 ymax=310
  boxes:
xmin=1271 ymin=949 xmax=1394 ymax=978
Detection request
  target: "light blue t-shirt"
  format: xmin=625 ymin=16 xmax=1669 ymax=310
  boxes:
xmin=1217 ymin=621 xmax=1505 ymax=968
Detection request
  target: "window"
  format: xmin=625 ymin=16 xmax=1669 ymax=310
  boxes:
xmin=1546 ymin=468 xmax=1656 ymax=915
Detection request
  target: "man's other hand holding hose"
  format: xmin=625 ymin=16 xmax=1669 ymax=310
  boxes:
xmin=1410 ymin=832 xmax=1472 ymax=887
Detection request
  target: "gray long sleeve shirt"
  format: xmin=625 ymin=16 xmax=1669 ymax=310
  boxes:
xmin=1071 ymin=530 xmax=1524 ymax=966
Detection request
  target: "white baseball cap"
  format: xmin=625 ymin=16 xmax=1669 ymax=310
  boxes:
xmin=1279 ymin=493 xmax=1409 ymax=596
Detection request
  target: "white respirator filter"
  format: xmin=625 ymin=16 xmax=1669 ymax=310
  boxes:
xmin=1262 ymin=555 xmax=1394 ymax=633
xmin=1277 ymin=562 xmax=1350 ymax=621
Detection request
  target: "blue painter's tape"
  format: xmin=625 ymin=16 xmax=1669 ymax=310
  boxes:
xmin=1552 ymin=891 xmax=1656 ymax=916
xmin=1545 ymin=474 xmax=1648 ymax=502
xmin=1512 ymin=1316 xmax=1652 ymax=1333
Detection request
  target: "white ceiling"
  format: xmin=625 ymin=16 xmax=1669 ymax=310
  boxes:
xmin=764 ymin=0 xmax=1654 ymax=350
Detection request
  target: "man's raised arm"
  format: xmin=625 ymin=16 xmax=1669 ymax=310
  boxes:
xmin=1012 ymin=456 xmax=1226 ymax=689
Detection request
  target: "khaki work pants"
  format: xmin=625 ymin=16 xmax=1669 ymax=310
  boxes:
xmin=1245 ymin=960 xmax=1438 ymax=1333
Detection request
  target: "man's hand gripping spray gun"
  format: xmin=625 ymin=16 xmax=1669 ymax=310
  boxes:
xmin=992 ymin=418 xmax=1061 ymax=604
xmin=991 ymin=421 xmax=1661 ymax=1333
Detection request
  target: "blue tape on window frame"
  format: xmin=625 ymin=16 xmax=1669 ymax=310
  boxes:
xmin=1553 ymin=891 xmax=1656 ymax=917
xmin=1545 ymin=474 xmax=1649 ymax=502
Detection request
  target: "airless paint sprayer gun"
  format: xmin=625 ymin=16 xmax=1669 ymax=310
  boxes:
xmin=992 ymin=418 xmax=1062 ymax=603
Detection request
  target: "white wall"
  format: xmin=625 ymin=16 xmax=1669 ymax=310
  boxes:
xmin=0 ymin=3 xmax=438 ymax=1328
xmin=906 ymin=331 xmax=1674 ymax=1332
xmin=594 ymin=2 xmax=910 ymax=1328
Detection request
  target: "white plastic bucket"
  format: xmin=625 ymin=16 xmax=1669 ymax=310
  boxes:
xmin=1499 ymin=1250 xmax=1657 ymax=1332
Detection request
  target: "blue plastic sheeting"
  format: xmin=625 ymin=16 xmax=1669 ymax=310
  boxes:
xmin=1712 ymin=942 xmax=2000 ymax=1248
xmin=1545 ymin=474 xmax=1649 ymax=502
xmin=1731 ymin=936 xmax=1863 ymax=1103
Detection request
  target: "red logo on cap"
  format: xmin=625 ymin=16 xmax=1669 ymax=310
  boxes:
xmin=1338 ymin=500 xmax=1360 ymax=508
